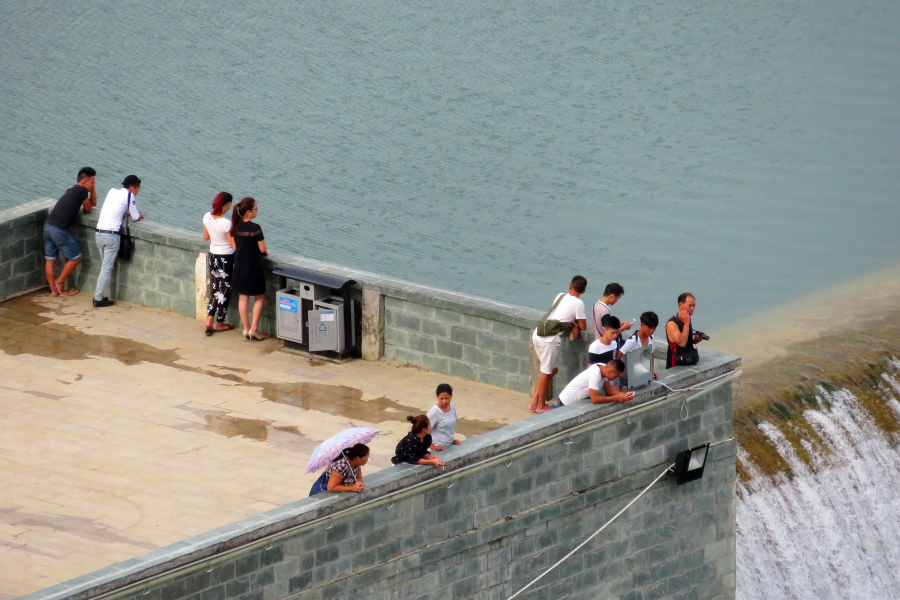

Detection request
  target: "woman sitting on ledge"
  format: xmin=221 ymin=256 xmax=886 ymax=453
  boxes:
xmin=309 ymin=443 xmax=369 ymax=495
xmin=392 ymin=415 xmax=445 ymax=468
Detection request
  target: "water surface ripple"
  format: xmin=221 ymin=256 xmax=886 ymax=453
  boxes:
xmin=2 ymin=0 xmax=899 ymax=327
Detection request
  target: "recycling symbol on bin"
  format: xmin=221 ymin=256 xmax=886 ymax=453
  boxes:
xmin=318 ymin=323 xmax=328 ymax=332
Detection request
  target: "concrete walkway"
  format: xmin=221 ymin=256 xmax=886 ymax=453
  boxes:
xmin=0 ymin=292 xmax=531 ymax=598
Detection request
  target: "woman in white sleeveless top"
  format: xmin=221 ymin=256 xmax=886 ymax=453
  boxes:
xmin=202 ymin=192 xmax=236 ymax=336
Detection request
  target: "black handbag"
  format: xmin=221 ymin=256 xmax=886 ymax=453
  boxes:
xmin=117 ymin=192 xmax=135 ymax=261
xmin=675 ymin=347 xmax=700 ymax=366
xmin=118 ymin=222 xmax=134 ymax=261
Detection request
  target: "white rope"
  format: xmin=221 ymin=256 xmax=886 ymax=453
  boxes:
xmin=507 ymin=464 xmax=674 ymax=600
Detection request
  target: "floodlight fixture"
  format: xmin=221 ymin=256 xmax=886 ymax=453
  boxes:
xmin=624 ymin=344 xmax=653 ymax=390
xmin=673 ymin=443 xmax=710 ymax=485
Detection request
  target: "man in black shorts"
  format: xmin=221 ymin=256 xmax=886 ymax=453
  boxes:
xmin=44 ymin=167 xmax=97 ymax=296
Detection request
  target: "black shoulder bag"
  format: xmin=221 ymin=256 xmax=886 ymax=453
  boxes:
xmin=118 ymin=193 xmax=135 ymax=261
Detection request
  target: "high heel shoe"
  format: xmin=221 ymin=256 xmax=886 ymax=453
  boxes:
xmin=249 ymin=329 xmax=265 ymax=341
xmin=242 ymin=329 xmax=250 ymax=341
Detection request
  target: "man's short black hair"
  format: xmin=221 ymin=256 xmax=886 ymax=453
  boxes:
xmin=570 ymin=275 xmax=587 ymax=294
xmin=609 ymin=359 xmax=625 ymax=374
xmin=122 ymin=174 xmax=142 ymax=189
xmin=640 ymin=311 xmax=659 ymax=328
xmin=77 ymin=167 xmax=96 ymax=181
xmin=678 ymin=292 xmax=695 ymax=305
xmin=604 ymin=316 xmax=621 ymax=330
xmin=604 ymin=283 xmax=624 ymax=297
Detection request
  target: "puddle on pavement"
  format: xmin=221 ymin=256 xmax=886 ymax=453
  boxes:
xmin=1 ymin=294 xmax=505 ymax=438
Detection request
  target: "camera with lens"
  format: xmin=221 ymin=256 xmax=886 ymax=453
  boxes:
xmin=694 ymin=331 xmax=710 ymax=342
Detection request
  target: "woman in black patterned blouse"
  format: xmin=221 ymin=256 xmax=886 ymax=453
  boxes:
xmin=391 ymin=415 xmax=445 ymax=468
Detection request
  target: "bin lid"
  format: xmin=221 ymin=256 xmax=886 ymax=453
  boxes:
xmin=272 ymin=264 xmax=355 ymax=290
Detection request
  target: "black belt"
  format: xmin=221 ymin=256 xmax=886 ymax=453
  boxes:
xmin=95 ymin=228 xmax=121 ymax=235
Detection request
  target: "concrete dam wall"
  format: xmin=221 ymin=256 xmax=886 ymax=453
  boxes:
xmin=4 ymin=200 xmax=739 ymax=600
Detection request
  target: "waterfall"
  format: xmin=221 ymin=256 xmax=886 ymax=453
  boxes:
xmin=736 ymin=359 xmax=900 ymax=599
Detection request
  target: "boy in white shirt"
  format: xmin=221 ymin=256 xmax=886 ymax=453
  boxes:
xmin=617 ymin=311 xmax=659 ymax=380
xmin=558 ymin=359 xmax=635 ymax=406
xmin=529 ymin=276 xmax=588 ymax=413
xmin=588 ymin=315 xmax=621 ymax=365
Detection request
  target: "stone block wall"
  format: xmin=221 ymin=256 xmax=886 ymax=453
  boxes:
xmin=0 ymin=199 xmax=54 ymax=301
xmin=22 ymin=354 xmax=740 ymax=600
xmin=384 ymin=296 xmax=535 ymax=393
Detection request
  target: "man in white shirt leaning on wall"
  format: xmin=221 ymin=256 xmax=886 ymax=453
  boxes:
xmin=529 ymin=275 xmax=587 ymax=413
xmin=93 ymin=175 xmax=144 ymax=308
xmin=557 ymin=359 xmax=635 ymax=406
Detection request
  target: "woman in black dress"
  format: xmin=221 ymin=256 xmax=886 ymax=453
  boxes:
xmin=391 ymin=415 xmax=445 ymax=468
xmin=228 ymin=197 xmax=268 ymax=341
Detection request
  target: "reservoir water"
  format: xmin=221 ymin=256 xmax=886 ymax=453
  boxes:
xmin=2 ymin=0 xmax=900 ymax=329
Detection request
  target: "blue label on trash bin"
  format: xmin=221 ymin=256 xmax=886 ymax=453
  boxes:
xmin=279 ymin=298 xmax=298 ymax=313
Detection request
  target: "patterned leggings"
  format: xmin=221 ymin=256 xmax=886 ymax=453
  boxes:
xmin=207 ymin=254 xmax=234 ymax=322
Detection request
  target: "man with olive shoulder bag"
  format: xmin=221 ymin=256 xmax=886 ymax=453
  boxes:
xmin=665 ymin=292 xmax=709 ymax=369
xmin=529 ymin=275 xmax=588 ymax=413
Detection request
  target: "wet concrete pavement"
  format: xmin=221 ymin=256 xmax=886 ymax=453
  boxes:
xmin=0 ymin=292 xmax=531 ymax=597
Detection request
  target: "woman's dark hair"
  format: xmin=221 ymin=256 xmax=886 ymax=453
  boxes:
xmin=436 ymin=383 xmax=453 ymax=397
xmin=407 ymin=415 xmax=430 ymax=435
xmin=229 ymin=197 xmax=256 ymax=238
xmin=212 ymin=192 xmax=233 ymax=216
xmin=336 ymin=443 xmax=369 ymax=462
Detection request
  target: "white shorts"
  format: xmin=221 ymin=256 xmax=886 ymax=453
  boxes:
xmin=532 ymin=331 xmax=560 ymax=375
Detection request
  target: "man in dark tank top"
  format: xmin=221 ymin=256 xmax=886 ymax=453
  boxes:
xmin=665 ymin=293 xmax=705 ymax=368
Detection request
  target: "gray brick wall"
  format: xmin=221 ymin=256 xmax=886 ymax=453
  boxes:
xmin=384 ymin=297 xmax=534 ymax=394
xmin=0 ymin=199 xmax=54 ymax=301
xmin=22 ymin=357 xmax=739 ymax=600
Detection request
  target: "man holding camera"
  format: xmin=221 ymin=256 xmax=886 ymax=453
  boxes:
xmin=665 ymin=293 xmax=708 ymax=369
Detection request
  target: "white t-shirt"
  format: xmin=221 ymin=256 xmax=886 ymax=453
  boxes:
xmin=96 ymin=188 xmax=141 ymax=231
xmin=533 ymin=293 xmax=586 ymax=342
xmin=558 ymin=364 xmax=609 ymax=406
xmin=203 ymin=212 xmax=234 ymax=255
xmin=426 ymin=403 xmax=458 ymax=448
xmin=619 ymin=333 xmax=654 ymax=355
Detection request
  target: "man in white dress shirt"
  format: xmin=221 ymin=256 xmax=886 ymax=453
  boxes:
xmin=93 ymin=175 xmax=144 ymax=307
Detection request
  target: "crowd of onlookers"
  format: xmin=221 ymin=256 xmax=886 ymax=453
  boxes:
xmin=529 ymin=276 xmax=706 ymax=413
xmin=42 ymin=169 xmax=706 ymax=498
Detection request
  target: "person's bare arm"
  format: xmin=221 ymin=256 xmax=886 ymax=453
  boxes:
xmin=258 ymin=239 xmax=268 ymax=254
xmin=666 ymin=313 xmax=691 ymax=348
xmin=227 ymin=232 xmax=236 ymax=250
xmin=588 ymin=380 xmax=635 ymax=404
xmin=416 ymin=455 xmax=445 ymax=467
xmin=326 ymin=471 xmax=363 ymax=493
xmin=81 ymin=182 xmax=97 ymax=213
xmin=203 ymin=224 xmax=211 ymax=241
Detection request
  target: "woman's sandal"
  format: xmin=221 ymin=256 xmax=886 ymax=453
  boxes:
xmin=243 ymin=330 xmax=251 ymax=341
xmin=215 ymin=323 xmax=235 ymax=332
xmin=205 ymin=327 xmax=215 ymax=337
xmin=249 ymin=329 xmax=266 ymax=341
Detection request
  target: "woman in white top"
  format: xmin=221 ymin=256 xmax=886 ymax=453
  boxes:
xmin=202 ymin=192 xmax=236 ymax=336
xmin=427 ymin=383 xmax=461 ymax=451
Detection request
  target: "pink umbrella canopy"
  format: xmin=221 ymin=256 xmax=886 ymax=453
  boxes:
xmin=306 ymin=427 xmax=380 ymax=474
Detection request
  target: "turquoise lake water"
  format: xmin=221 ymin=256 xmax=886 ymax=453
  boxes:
xmin=2 ymin=0 xmax=899 ymax=328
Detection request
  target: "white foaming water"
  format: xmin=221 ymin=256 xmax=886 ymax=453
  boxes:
xmin=736 ymin=360 xmax=900 ymax=599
